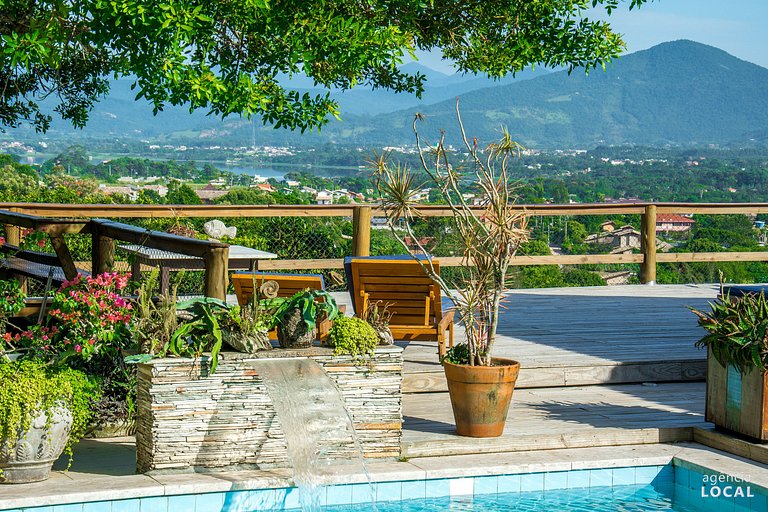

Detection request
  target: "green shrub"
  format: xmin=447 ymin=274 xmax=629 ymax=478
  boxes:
xmin=327 ymin=316 xmax=378 ymax=358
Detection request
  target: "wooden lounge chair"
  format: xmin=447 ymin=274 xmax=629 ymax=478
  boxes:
xmin=231 ymin=272 xmax=338 ymax=341
xmin=344 ymin=256 xmax=455 ymax=358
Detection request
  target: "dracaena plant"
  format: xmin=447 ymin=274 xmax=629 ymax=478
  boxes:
xmin=690 ymin=283 xmax=768 ymax=373
xmin=372 ymin=101 xmax=529 ymax=366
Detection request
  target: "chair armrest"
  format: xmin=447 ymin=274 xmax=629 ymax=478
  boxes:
xmin=438 ymin=310 xmax=455 ymax=329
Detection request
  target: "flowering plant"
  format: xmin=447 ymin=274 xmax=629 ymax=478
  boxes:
xmin=46 ymin=272 xmax=133 ymax=360
xmin=0 ymin=279 xmax=25 ymax=323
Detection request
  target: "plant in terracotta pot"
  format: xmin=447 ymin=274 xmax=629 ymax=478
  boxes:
xmin=0 ymin=358 xmax=100 ymax=483
xmin=271 ymin=289 xmax=339 ymax=349
xmin=373 ymin=104 xmax=529 ymax=437
xmin=690 ymin=283 xmax=768 ymax=440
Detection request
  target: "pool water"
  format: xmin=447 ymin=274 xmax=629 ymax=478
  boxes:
xmin=315 ymin=483 xmax=699 ymax=512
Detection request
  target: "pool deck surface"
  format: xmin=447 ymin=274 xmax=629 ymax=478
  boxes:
xmin=4 ymin=283 xmax=766 ymax=511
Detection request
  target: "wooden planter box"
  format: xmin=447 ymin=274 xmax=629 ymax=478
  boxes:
xmin=706 ymin=349 xmax=768 ymax=441
xmin=135 ymin=346 xmax=403 ymax=472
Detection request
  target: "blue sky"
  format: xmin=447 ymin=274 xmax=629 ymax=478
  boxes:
xmin=415 ymin=1 xmax=768 ymax=74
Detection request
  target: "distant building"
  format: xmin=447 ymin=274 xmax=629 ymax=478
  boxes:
xmin=195 ymin=185 xmax=228 ymax=202
xmin=141 ymin=184 xmax=168 ymax=197
xmin=585 ymin=225 xmax=671 ymax=254
xmin=255 ymin=183 xmax=276 ymax=193
xmin=99 ymin=185 xmax=138 ymax=202
xmin=316 ymin=190 xmax=333 ymax=205
xmin=656 ymin=214 xmax=694 ymax=233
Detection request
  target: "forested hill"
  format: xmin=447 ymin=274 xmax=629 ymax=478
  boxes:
xmin=309 ymin=40 xmax=768 ymax=148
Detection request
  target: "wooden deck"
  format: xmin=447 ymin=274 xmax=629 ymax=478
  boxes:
xmin=402 ymin=381 xmax=707 ymax=457
xmin=386 ymin=284 xmax=721 ymax=392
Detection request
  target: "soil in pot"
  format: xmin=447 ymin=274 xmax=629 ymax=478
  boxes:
xmin=443 ymin=358 xmax=520 ymax=438
xmin=0 ymin=404 xmax=73 ymax=484
xmin=277 ymin=308 xmax=316 ymax=349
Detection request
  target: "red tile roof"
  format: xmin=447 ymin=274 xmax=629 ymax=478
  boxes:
xmin=656 ymin=214 xmax=694 ymax=224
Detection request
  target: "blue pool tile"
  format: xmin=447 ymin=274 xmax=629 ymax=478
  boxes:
xmin=520 ymin=473 xmax=545 ymax=492
xmin=168 ymin=495 xmax=195 ymax=512
xmin=401 ymin=480 xmax=426 ymax=500
xmin=657 ymin=465 xmax=674 ymax=482
xmin=498 ymin=474 xmax=521 ymax=494
xmin=424 ymin=478 xmax=449 ymax=499
xmin=111 ymin=498 xmax=139 ymax=512
xmin=23 ymin=507 xmax=53 ymax=512
xmin=567 ymin=469 xmax=590 ymax=489
xmin=544 ymin=471 xmax=569 ymax=490
xmin=376 ymin=481 xmax=402 ymax=502
xmin=589 ymin=468 xmax=613 ymax=487
xmin=274 ymin=488 xmax=300 ymax=510
xmin=612 ymin=467 xmax=636 ymax=486
xmin=139 ymin=496 xmax=167 ymax=512
xmin=350 ymin=483 xmax=376 ymax=504
xmin=473 ymin=476 xmax=498 ymax=495
xmin=224 ymin=489 xmax=282 ymax=511
xmin=195 ymin=492 xmax=225 ymax=512
xmin=83 ymin=502 xmax=112 ymax=512
xmin=326 ymin=485 xmax=353 ymax=506
xmin=52 ymin=506 xmax=83 ymax=512
xmin=636 ymin=465 xmax=663 ymax=484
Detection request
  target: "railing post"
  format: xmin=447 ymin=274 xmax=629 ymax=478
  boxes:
xmin=91 ymin=224 xmax=115 ymax=275
xmin=4 ymin=207 xmax=21 ymax=246
xmin=352 ymin=205 xmax=372 ymax=256
xmin=204 ymin=246 xmax=229 ymax=300
xmin=640 ymin=204 xmax=657 ymax=284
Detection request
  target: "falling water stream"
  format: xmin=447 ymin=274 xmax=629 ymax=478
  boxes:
xmin=249 ymin=358 xmax=375 ymax=511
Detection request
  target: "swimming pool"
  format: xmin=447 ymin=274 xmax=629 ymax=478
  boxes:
xmin=8 ymin=460 xmax=763 ymax=512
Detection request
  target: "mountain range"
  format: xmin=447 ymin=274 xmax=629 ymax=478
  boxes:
xmin=10 ymin=40 xmax=768 ymax=149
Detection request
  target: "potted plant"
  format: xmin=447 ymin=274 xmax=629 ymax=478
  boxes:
xmin=0 ymin=358 xmax=99 ymax=483
xmin=363 ymin=300 xmax=394 ymax=345
xmin=271 ymin=289 xmax=339 ymax=349
xmin=220 ymin=303 xmax=273 ymax=354
xmin=327 ymin=316 xmax=379 ymax=359
xmin=691 ymin=284 xmax=768 ymax=440
xmin=373 ymin=104 xmax=529 ymax=437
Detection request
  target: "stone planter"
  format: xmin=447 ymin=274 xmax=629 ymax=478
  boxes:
xmin=223 ymin=329 xmax=271 ymax=354
xmin=135 ymin=346 xmax=403 ymax=472
xmin=0 ymin=404 xmax=73 ymax=484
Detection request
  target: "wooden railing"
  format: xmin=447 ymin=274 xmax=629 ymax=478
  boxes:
xmin=1 ymin=202 xmax=767 ymax=290
xmin=0 ymin=210 xmax=230 ymax=299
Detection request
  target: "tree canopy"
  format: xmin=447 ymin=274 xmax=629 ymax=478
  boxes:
xmin=2 ymin=0 xmax=646 ymax=132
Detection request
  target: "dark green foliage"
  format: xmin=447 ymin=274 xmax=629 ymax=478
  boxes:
xmin=691 ymin=289 xmax=768 ymax=373
xmin=271 ymin=289 xmax=339 ymax=333
xmin=441 ymin=342 xmax=471 ymax=366
xmin=1 ymin=0 xmax=642 ymax=133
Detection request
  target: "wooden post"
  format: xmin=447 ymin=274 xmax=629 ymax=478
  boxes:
xmin=640 ymin=204 xmax=657 ymax=284
xmin=91 ymin=227 xmax=115 ymax=275
xmin=4 ymin=207 xmax=21 ymax=246
xmin=49 ymin=233 xmax=79 ymax=281
xmin=204 ymin=246 xmax=229 ymax=300
xmin=352 ymin=206 xmax=372 ymax=256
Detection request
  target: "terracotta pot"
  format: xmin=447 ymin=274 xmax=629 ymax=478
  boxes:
xmin=443 ymin=358 xmax=520 ymax=437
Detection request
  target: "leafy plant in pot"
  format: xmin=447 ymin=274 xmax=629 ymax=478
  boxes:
xmin=271 ymin=289 xmax=339 ymax=349
xmin=373 ymin=104 xmax=529 ymax=437
xmin=0 ymin=358 xmax=99 ymax=483
xmin=690 ymin=283 xmax=768 ymax=440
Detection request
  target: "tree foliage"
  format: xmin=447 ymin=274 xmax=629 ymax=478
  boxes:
xmin=1 ymin=0 xmax=645 ymax=132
